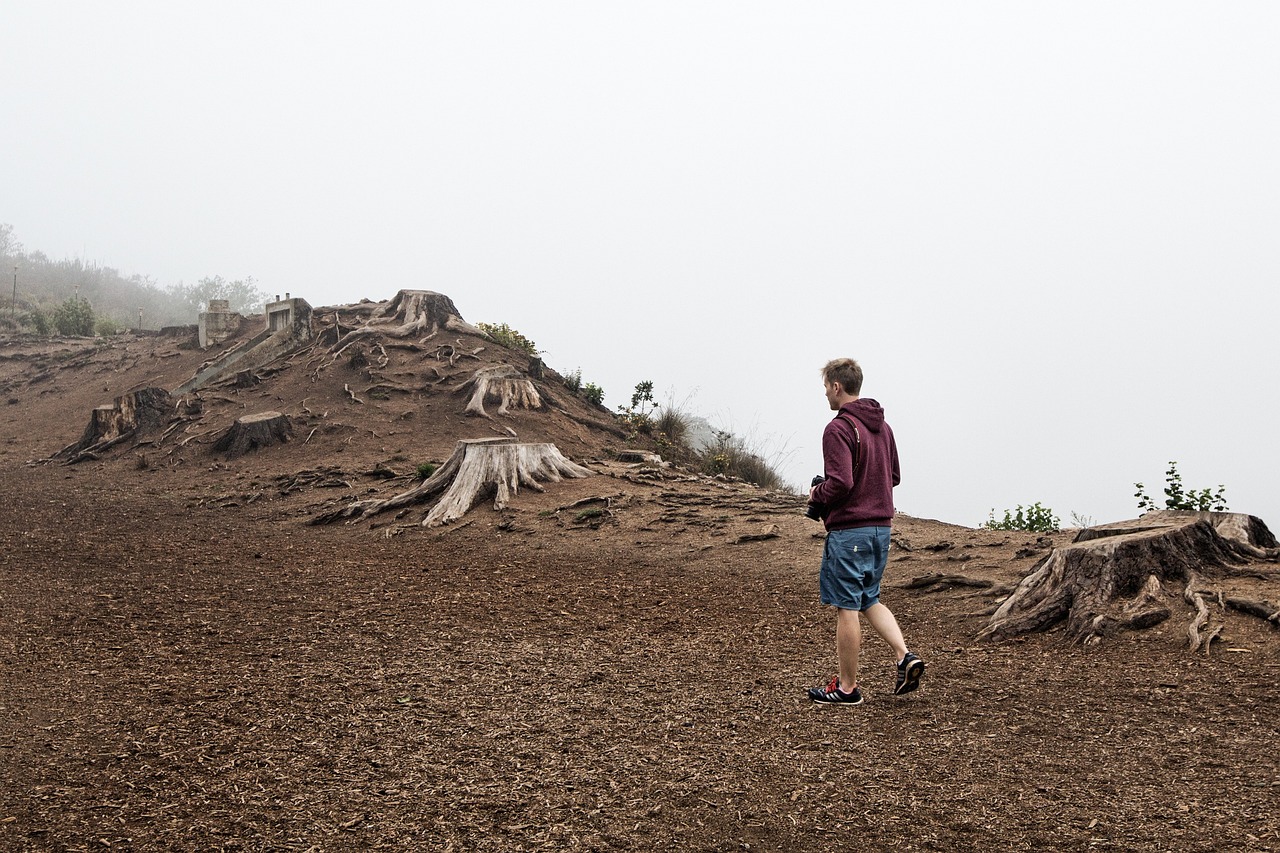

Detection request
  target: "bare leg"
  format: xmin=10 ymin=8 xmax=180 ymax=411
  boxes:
xmin=836 ymin=607 xmax=861 ymax=691
xmin=863 ymin=602 xmax=909 ymax=662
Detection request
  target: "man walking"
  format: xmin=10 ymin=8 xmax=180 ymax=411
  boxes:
xmin=807 ymin=358 xmax=923 ymax=705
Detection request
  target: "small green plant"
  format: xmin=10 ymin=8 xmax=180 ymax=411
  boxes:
xmin=575 ymin=507 xmax=607 ymax=523
xmin=563 ymin=368 xmax=583 ymax=393
xmin=52 ymin=296 xmax=95 ymax=336
xmin=415 ymin=462 xmax=437 ymax=480
xmin=698 ymin=430 xmax=788 ymax=491
xmin=477 ymin=322 xmax=539 ymax=356
xmin=617 ymin=380 xmax=658 ymax=434
xmin=1135 ymin=461 xmax=1227 ymax=512
xmin=29 ymin=308 xmax=50 ymax=336
xmin=94 ymin=316 xmax=124 ymax=336
xmin=984 ymin=502 xmax=1061 ymax=532
xmin=582 ymin=382 xmax=604 ymax=406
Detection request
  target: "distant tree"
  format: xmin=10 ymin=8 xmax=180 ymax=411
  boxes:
xmin=0 ymin=223 xmax=21 ymax=256
xmin=52 ymin=296 xmax=95 ymax=336
xmin=168 ymin=275 xmax=270 ymax=316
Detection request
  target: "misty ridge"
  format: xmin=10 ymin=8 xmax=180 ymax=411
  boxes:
xmin=0 ymin=223 xmax=266 ymax=335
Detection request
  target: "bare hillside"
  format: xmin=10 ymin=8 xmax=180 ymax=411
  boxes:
xmin=0 ymin=295 xmax=1277 ymax=852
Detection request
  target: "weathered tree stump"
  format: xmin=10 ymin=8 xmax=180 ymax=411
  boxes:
xmin=980 ymin=511 xmax=1280 ymax=647
xmin=311 ymin=437 xmax=592 ymax=527
xmin=455 ymin=365 xmax=542 ymax=417
xmin=55 ymin=387 xmax=173 ymax=463
xmin=213 ymin=411 xmax=293 ymax=458
xmin=330 ymin=290 xmax=483 ymax=353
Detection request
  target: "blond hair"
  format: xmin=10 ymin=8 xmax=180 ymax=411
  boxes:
xmin=822 ymin=358 xmax=863 ymax=396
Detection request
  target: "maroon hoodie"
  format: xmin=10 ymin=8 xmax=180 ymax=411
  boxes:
xmin=811 ymin=398 xmax=899 ymax=530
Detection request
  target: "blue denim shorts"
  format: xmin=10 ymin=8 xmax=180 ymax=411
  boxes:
xmin=820 ymin=526 xmax=891 ymax=611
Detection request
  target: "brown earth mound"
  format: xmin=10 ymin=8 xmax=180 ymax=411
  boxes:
xmin=0 ymin=305 xmax=1277 ymax=852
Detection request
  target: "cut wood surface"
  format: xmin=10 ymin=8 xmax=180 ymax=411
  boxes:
xmin=980 ymin=511 xmax=1279 ymax=646
xmin=312 ymin=437 xmax=592 ymax=527
xmin=54 ymin=387 xmax=173 ymax=463
xmin=213 ymin=411 xmax=293 ymax=458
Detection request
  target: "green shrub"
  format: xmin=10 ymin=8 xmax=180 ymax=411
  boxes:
xmin=52 ymin=296 xmax=95 ymax=336
xmin=415 ymin=462 xmax=437 ymax=480
xmin=984 ymin=502 xmax=1061 ymax=532
xmin=582 ymin=382 xmax=604 ymax=406
xmin=1135 ymin=462 xmax=1227 ymax=512
xmin=29 ymin=308 xmax=50 ymax=336
xmin=95 ymin=316 xmax=124 ymax=336
xmin=477 ymin=322 xmax=539 ymax=356
xmin=699 ymin=430 xmax=788 ymax=491
xmin=563 ymin=368 xmax=583 ymax=393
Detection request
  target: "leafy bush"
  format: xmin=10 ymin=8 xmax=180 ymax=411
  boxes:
xmin=984 ymin=502 xmax=1061 ymax=532
xmin=617 ymin=380 xmax=658 ymax=433
xmin=95 ymin=316 xmax=124 ymax=336
xmin=699 ymin=430 xmax=788 ymax=491
xmin=562 ymin=368 xmax=583 ymax=393
xmin=477 ymin=322 xmax=539 ymax=356
xmin=1135 ymin=462 xmax=1227 ymax=512
xmin=582 ymin=382 xmax=604 ymax=406
xmin=52 ymin=296 xmax=95 ymax=336
xmin=28 ymin=308 xmax=49 ymax=335
xmin=415 ymin=462 xmax=437 ymax=480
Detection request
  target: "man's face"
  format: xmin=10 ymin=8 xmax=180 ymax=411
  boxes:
xmin=824 ymin=380 xmax=841 ymax=411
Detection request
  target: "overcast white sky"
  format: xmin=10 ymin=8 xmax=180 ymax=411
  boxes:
xmin=3 ymin=2 xmax=1278 ymax=527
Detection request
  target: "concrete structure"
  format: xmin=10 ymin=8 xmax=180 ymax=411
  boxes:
xmin=197 ymin=299 xmax=239 ymax=349
xmin=176 ymin=296 xmax=314 ymax=395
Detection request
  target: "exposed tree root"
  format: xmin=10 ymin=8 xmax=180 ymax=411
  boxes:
xmin=980 ymin=511 xmax=1279 ymax=646
xmin=329 ymin=290 xmax=483 ymax=354
xmin=454 ymin=365 xmax=542 ymax=417
xmin=54 ymin=387 xmax=174 ymax=464
xmin=311 ymin=437 xmax=591 ymax=527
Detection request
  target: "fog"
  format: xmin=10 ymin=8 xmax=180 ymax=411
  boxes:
xmin=4 ymin=2 xmax=1278 ymax=527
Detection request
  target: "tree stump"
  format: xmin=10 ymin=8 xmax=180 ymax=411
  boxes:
xmin=212 ymin=411 xmax=293 ymax=458
xmin=980 ymin=511 xmax=1280 ymax=646
xmin=311 ymin=437 xmax=592 ymax=527
xmin=455 ymin=365 xmax=543 ymax=417
xmin=55 ymin=387 xmax=173 ymax=463
xmin=329 ymin=290 xmax=483 ymax=352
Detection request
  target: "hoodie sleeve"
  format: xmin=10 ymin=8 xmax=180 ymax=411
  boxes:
xmin=812 ymin=420 xmax=854 ymax=505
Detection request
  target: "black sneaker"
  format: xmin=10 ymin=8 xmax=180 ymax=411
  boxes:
xmin=894 ymin=653 xmax=924 ymax=695
xmin=808 ymin=675 xmax=864 ymax=705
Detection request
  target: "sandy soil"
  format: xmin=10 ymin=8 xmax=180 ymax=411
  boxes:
xmin=0 ymin=323 xmax=1276 ymax=852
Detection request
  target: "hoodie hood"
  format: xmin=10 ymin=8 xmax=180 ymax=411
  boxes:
xmin=840 ymin=398 xmax=886 ymax=433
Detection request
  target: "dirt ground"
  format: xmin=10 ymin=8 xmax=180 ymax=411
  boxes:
xmin=0 ymin=323 xmax=1276 ymax=852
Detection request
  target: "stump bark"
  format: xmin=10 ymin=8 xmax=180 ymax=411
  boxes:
xmin=980 ymin=511 xmax=1280 ymax=646
xmin=329 ymin=290 xmax=483 ymax=352
xmin=312 ymin=437 xmax=592 ymax=527
xmin=213 ymin=411 xmax=293 ymax=458
xmin=55 ymin=387 xmax=173 ymax=463
xmin=455 ymin=365 xmax=543 ymax=417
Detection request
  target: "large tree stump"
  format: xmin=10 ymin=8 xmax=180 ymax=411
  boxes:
xmin=329 ymin=290 xmax=482 ymax=353
xmin=54 ymin=387 xmax=173 ymax=463
xmin=312 ymin=437 xmax=592 ymax=527
xmin=980 ymin=511 xmax=1280 ymax=646
xmin=212 ymin=411 xmax=293 ymax=458
xmin=455 ymin=365 xmax=543 ymax=417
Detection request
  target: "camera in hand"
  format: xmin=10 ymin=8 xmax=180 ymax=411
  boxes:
xmin=804 ymin=475 xmax=827 ymax=521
